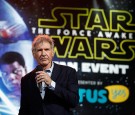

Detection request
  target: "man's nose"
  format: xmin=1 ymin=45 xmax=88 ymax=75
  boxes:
xmin=42 ymin=50 xmax=46 ymax=55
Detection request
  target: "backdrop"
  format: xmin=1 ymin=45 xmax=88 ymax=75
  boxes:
xmin=0 ymin=0 xmax=135 ymax=115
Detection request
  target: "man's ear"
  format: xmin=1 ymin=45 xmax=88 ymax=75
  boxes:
xmin=32 ymin=51 xmax=36 ymax=58
xmin=52 ymin=50 xmax=54 ymax=57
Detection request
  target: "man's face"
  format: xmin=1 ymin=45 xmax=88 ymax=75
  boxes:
xmin=0 ymin=61 xmax=26 ymax=92
xmin=33 ymin=41 xmax=54 ymax=69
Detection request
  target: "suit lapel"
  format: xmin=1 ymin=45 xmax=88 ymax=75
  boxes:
xmin=51 ymin=63 xmax=61 ymax=81
xmin=31 ymin=69 xmax=43 ymax=100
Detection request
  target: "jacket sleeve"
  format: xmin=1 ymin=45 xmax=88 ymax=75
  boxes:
xmin=54 ymin=68 xmax=79 ymax=108
xmin=18 ymin=77 xmax=30 ymax=115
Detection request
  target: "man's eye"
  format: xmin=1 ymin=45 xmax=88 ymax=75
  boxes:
xmin=36 ymin=48 xmax=42 ymax=51
xmin=13 ymin=69 xmax=22 ymax=75
xmin=13 ymin=69 xmax=19 ymax=74
xmin=46 ymin=48 xmax=50 ymax=51
xmin=13 ymin=70 xmax=18 ymax=74
xmin=1 ymin=72 xmax=8 ymax=76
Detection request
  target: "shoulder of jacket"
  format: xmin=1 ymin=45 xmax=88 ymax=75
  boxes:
xmin=54 ymin=62 xmax=76 ymax=71
xmin=22 ymin=68 xmax=35 ymax=81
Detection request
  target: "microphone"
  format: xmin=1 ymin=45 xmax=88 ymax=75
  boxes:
xmin=36 ymin=65 xmax=43 ymax=93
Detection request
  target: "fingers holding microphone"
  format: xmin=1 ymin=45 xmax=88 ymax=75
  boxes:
xmin=36 ymin=71 xmax=52 ymax=85
xmin=36 ymin=71 xmax=44 ymax=83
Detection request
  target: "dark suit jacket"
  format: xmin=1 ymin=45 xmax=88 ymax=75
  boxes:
xmin=18 ymin=63 xmax=79 ymax=115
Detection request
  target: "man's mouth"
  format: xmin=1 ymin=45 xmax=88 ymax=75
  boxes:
xmin=40 ymin=58 xmax=48 ymax=61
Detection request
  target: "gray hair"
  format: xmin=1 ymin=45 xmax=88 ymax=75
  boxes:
xmin=32 ymin=35 xmax=54 ymax=53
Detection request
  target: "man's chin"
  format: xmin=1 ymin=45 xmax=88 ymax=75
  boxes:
xmin=8 ymin=85 xmax=20 ymax=91
xmin=40 ymin=62 xmax=48 ymax=66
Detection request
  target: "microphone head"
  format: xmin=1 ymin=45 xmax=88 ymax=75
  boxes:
xmin=36 ymin=65 xmax=43 ymax=93
xmin=36 ymin=65 xmax=43 ymax=71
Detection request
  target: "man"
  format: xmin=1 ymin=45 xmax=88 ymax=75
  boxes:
xmin=0 ymin=51 xmax=27 ymax=114
xmin=18 ymin=35 xmax=79 ymax=115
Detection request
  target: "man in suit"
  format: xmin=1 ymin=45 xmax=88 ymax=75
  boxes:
xmin=18 ymin=34 xmax=79 ymax=115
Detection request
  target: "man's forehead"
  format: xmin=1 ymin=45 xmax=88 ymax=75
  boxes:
xmin=36 ymin=42 xmax=52 ymax=48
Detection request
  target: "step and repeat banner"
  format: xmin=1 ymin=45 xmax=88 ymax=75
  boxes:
xmin=0 ymin=0 xmax=135 ymax=115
